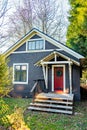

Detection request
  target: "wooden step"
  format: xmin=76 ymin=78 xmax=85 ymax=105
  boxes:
xmin=30 ymin=103 xmax=73 ymax=110
xmin=34 ymin=99 xmax=73 ymax=105
xmin=29 ymin=106 xmax=73 ymax=114
xmin=28 ymin=93 xmax=74 ymax=115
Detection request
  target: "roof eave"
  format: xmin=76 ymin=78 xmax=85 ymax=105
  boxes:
xmin=34 ymin=51 xmax=80 ymax=67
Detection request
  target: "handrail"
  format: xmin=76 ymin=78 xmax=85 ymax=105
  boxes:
xmin=31 ymin=81 xmax=43 ymax=102
xmin=30 ymin=81 xmax=38 ymax=93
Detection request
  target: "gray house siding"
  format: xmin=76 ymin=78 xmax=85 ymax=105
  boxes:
xmin=45 ymin=41 xmax=59 ymax=50
xmin=47 ymin=65 xmax=70 ymax=92
xmin=49 ymin=65 xmax=79 ymax=101
xmin=30 ymin=34 xmax=41 ymax=39
xmin=8 ymin=51 xmax=52 ymax=97
xmin=57 ymin=50 xmax=80 ymax=63
xmin=47 ymin=64 xmax=80 ymax=100
xmin=13 ymin=34 xmax=80 ymax=65
xmin=72 ymin=65 xmax=80 ymax=100
xmin=65 ymin=65 xmax=70 ymax=91
xmin=15 ymin=43 xmax=26 ymax=52
xmin=14 ymin=35 xmax=60 ymax=52
xmin=48 ymin=66 xmax=52 ymax=92
xmin=8 ymin=52 xmax=81 ymax=100
xmin=7 ymin=32 xmax=82 ymax=100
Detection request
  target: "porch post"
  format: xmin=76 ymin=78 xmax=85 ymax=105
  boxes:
xmin=42 ymin=63 xmax=48 ymax=89
xmin=54 ymin=52 xmax=57 ymax=62
xmin=69 ymin=62 xmax=72 ymax=94
xmin=46 ymin=65 xmax=48 ymax=89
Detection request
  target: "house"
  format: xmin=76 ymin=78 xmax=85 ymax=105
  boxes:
xmin=4 ymin=28 xmax=84 ymax=102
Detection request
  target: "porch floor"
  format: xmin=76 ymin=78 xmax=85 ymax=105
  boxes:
xmin=36 ymin=92 xmax=74 ymax=100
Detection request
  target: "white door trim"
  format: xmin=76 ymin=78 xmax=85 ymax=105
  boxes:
xmin=52 ymin=65 xmax=65 ymax=92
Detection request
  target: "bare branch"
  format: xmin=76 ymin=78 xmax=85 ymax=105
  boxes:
xmin=0 ymin=0 xmax=8 ymax=26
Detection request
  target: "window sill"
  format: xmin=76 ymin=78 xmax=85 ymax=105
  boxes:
xmin=13 ymin=82 xmax=28 ymax=84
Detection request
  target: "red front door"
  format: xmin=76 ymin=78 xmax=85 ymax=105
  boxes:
xmin=54 ymin=67 xmax=63 ymax=93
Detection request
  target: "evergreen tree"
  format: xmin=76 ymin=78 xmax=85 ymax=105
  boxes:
xmin=67 ymin=0 xmax=87 ymax=57
xmin=0 ymin=54 xmax=12 ymax=97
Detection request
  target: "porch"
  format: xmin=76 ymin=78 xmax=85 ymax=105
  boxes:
xmin=28 ymin=51 xmax=76 ymax=114
xmin=28 ymin=81 xmax=74 ymax=115
xmin=34 ymin=51 xmax=76 ymax=94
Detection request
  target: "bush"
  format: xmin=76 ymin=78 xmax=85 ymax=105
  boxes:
xmin=0 ymin=54 xmax=13 ymax=97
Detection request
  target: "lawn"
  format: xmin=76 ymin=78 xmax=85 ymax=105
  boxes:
xmin=0 ymin=98 xmax=87 ymax=130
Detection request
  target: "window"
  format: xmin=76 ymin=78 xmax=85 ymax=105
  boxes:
xmin=13 ymin=64 xmax=28 ymax=84
xmin=27 ymin=39 xmax=44 ymax=50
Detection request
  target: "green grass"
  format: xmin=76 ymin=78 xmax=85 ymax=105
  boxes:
xmin=0 ymin=98 xmax=87 ymax=130
xmin=3 ymin=97 xmax=31 ymax=113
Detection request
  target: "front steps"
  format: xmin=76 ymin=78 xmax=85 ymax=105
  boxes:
xmin=28 ymin=93 xmax=74 ymax=115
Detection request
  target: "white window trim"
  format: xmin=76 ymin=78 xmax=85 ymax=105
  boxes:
xmin=52 ymin=65 xmax=65 ymax=92
xmin=26 ymin=38 xmax=45 ymax=51
xmin=13 ymin=63 xmax=29 ymax=84
xmin=12 ymin=49 xmax=63 ymax=54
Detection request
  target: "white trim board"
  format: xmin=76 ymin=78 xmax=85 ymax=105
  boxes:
xmin=52 ymin=65 xmax=65 ymax=92
xmin=42 ymin=61 xmax=73 ymax=65
xmin=12 ymin=49 xmax=62 ymax=54
xmin=13 ymin=63 xmax=29 ymax=84
xmin=24 ymin=28 xmax=83 ymax=59
xmin=26 ymin=38 xmax=45 ymax=51
xmin=5 ymin=28 xmax=84 ymax=60
xmin=34 ymin=29 xmax=84 ymax=59
xmin=35 ymin=51 xmax=80 ymax=66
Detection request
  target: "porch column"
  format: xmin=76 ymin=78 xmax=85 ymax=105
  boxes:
xmin=46 ymin=65 xmax=48 ymax=89
xmin=42 ymin=63 xmax=48 ymax=89
xmin=54 ymin=52 xmax=57 ymax=62
xmin=69 ymin=62 xmax=72 ymax=94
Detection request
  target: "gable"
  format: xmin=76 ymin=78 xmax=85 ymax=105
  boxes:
xmin=14 ymin=39 xmax=59 ymax=52
xmin=35 ymin=51 xmax=80 ymax=66
xmin=15 ymin=43 xmax=26 ymax=52
xmin=15 ymin=34 xmax=43 ymax=52
xmin=30 ymin=34 xmax=41 ymax=39
xmin=45 ymin=40 xmax=59 ymax=50
xmin=4 ymin=28 xmax=84 ymax=61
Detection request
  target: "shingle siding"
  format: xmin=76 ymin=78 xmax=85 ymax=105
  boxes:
xmin=45 ymin=40 xmax=59 ymax=49
xmin=57 ymin=50 xmax=80 ymax=63
xmin=72 ymin=65 xmax=80 ymax=100
xmin=8 ymin=33 xmax=81 ymax=100
xmin=8 ymin=51 xmax=52 ymax=97
xmin=30 ymin=34 xmax=41 ymax=39
xmin=65 ymin=65 xmax=70 ymax=91
xmin=15 ymin=43 xmax=26 ymax=52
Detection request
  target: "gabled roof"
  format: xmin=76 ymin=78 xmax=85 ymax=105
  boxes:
xmin=4 ymin=28 xmax=84 ymax=59
xmin=35 ymin=51 xmax=80 ymax=66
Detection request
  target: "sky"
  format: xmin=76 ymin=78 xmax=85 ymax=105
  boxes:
xmin=0 ymin=0 xmax=70 ymax=53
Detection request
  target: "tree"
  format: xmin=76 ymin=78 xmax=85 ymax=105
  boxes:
xmin=66 ymin=0 xmax=87 ymax=57
xmin=32 ymin=0 xmax=58 ymax=33
xmin=7 ymin=0 xmax=33 ymax=43
xmin=6 ymin=0 xmax=68 ymax=44
xmin=0 ymin=0 xmax=10 ymax=53
xmin=0 ymin=0 xmax=8 ymax=27
xmin=32 ymin=0 xmax=67 ymax=42
xmin=0 ymin=54 xmax=12 ymax=97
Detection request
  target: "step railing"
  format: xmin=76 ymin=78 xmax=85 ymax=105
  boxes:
xmin=31 ymin=80 xmax=44 ymax=102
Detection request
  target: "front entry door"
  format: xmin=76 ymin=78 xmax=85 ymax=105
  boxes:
xmin=54 ymin=66 xmax=64 ymax=93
